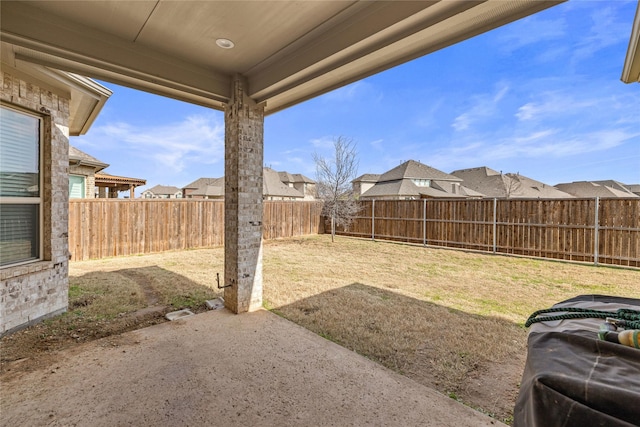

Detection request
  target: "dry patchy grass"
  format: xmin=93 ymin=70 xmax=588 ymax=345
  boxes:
xmin=2 ymin=235 xmax=638 ymax=424
xmin=262 ymin=235 xmax=639 ymax=422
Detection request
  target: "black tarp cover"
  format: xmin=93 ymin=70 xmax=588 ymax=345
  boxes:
xmin=514 ymin=295 xmax=640 ymax=427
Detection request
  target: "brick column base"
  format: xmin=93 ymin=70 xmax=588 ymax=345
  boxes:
xmin=223 ymin=75 xmax=264 ymax=313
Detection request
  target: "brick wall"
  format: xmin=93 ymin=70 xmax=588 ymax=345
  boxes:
xmin=224 ymin=75 xmax=264 ymax=313
xmin=0 ymin=67 xmax=70 ymax=336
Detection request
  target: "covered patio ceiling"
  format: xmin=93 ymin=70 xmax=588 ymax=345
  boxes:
xmin=1 ymin=0 xmax=564 ymax=114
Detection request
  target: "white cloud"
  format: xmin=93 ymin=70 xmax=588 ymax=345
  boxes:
xmin=496 ymin=15 xmax=566 ymax=53
xmin=309 ymin=136 xmax=336 ymax=150
xmin=85 ymin=113 xmax=225 ymax=173
xmin=72 ymin=113 xmax=226 ymax=188
xmin=572 ymin=7 xmax=629 ymax=62
xmin=516 ymin=90 xmax=605 ymax=122
xmin=370 ymin=139 xmax=383 ymax=151
xmin=452 ymin=113 xmax=471 ymax=132
xmin=452 ymin=82 xmax=510 ymax=131
xmin=469 ymin=128 xmax=634 ymax=163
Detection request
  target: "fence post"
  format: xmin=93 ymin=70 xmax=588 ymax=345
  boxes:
xmin=423 ymin=198 xmax=427 ymax=246
xmin=371 ymin=199 xmax=375 ymax=240
xmin=492 ymin=198 xmax=497 ymax=254
xmin=594 ymin=196 xmax=600 ymax=266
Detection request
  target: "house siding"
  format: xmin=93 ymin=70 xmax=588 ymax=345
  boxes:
xmin=0 ymin=69 xmax=70 ymax=335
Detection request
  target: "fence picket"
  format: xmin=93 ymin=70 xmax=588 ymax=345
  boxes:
xmin=331 ymin=198 xmax=639 ymax=268
xmin=69 ymin=198 xmax=638 ymax=267
xmin=69 ymin=200 xmax=323 ymax=261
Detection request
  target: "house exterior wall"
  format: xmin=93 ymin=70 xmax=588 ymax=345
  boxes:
xmin=295 ymin=182 xmax=317 ymax=200
xmin=140 ymin=190 xmax=182 ymax=199
xmin=0 ymin=69 xmax=70 ymax=335
xmin=69 ymin=164 xmax=97 ymax=198
xmin=353 ymin=181 xmax=375 ymax=197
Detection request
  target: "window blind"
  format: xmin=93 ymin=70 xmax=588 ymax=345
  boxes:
xmin=0 ymin=107 xmax=39 ymax=197
xmin=0 ymin=105 xmax=41 ymax=266
xmin=0 ymin=204 xmax=39 ymax=266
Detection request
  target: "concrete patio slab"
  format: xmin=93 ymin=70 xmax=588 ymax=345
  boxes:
xmin=0 ymin=309 xmax=506 ymax=426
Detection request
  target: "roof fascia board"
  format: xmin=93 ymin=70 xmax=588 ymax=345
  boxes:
xmin=0 ymin=59 xmax=69 ymax=99
xmin=69 ymin=157 xmax=109 ymax=171
xmin=23 ymin=64 xmax=113 ymax=135
xmin=260 ymin=0 xmax=564 ymax=113
xmin=622 ymin=1 xmax=640 ymax=83
xmin=13 ymin=50 xmax=228 ymax=111
xmin=248 ymin=1 xmax=449 ymax=98
xmin=23 ymin=64 xmax=111 ymax=101
xmin=3 ymin=54 xmax=110 ymax=135
xmin=1 ymin=2 xmax=231 ymax=105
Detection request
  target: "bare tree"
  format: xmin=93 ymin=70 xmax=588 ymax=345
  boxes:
xmin=313 ymin=136 xmax=360 ymax=242
xmin=504 ymin=172 xmax=523 ymax=198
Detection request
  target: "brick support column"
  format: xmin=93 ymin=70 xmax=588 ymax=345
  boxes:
xmin=224 ymin=75 xmax=264 ymax=313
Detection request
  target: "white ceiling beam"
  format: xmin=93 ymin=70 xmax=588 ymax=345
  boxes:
xmin=1 ymin=2 xmax=231 ymax=106
xmin=621 ymin=2 xmax=640 ymax=83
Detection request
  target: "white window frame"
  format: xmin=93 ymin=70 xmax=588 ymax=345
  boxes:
xmin=0 ymin=103 xmax=44 ymax=268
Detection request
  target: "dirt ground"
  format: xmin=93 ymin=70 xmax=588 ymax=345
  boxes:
xmin=1 ymin=279 xmax=214 ymax=381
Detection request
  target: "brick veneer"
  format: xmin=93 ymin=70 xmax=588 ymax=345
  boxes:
xmin=223 ymin=75 xmax=264 ymax=313
xmin=0 ymin=68 xmax=70 ymax=335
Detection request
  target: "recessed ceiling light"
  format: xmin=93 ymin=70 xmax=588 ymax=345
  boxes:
xmin=216 ymin=38 xmax=235 ymax=49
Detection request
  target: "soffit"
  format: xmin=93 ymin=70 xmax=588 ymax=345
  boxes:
xmin=622 ymin=1 xmax=640 ymax=83
xmin=1 ymin=1 xmax=563 ymax=114
xmin=1 ymin=48 xmax=112 ymax=136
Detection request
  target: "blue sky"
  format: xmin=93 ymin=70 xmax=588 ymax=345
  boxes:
xmin=74 ymin=1 xmax=640 ymax=194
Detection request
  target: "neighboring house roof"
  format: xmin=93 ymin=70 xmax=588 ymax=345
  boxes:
xmin=431 ymin=181 xmax=485 ymax=198
xmin=69 ymin=145 xmax=109 ymax=172
xmin=185 ymin=170 xmax=310 ymax=198
xmin=360 ymin=160 xmax=478 ymax=199
xmin=379 ymin=160 xmax=462 ymax=183
xmin=626 ymin=184 xmax=640 ymax=196
xmin=278 ymin=172 xmax=315 ymax=184
xmin=264 ymin=168 xmax=304 ymax=198
xmin=504 ymin=173 xmax=574 ymax=198
xmin=182 ymin=177 xmax=223 ymax=190
xmin=352 ymin=174 xmax=380 ymax=183
xmin=591 ymin=180 xmax=638 ymax=196
xmin=554 ymin=181 xmax=640 ymax=198
xmin=191 ymin=184 xmax=225 ymax=198
xmin=360 ymin=180 xmax=422 ymax=199
xmin=452 ymin=167 xmax=573 ymax=199
xmin=143 ymin=185 xmax=181 ymax=195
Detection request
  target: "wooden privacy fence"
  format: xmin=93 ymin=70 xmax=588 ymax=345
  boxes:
xmin=69 ymin=199 xmax=324 ymax=261
xmin=335 ymin=198 xmax=640 ymax=268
